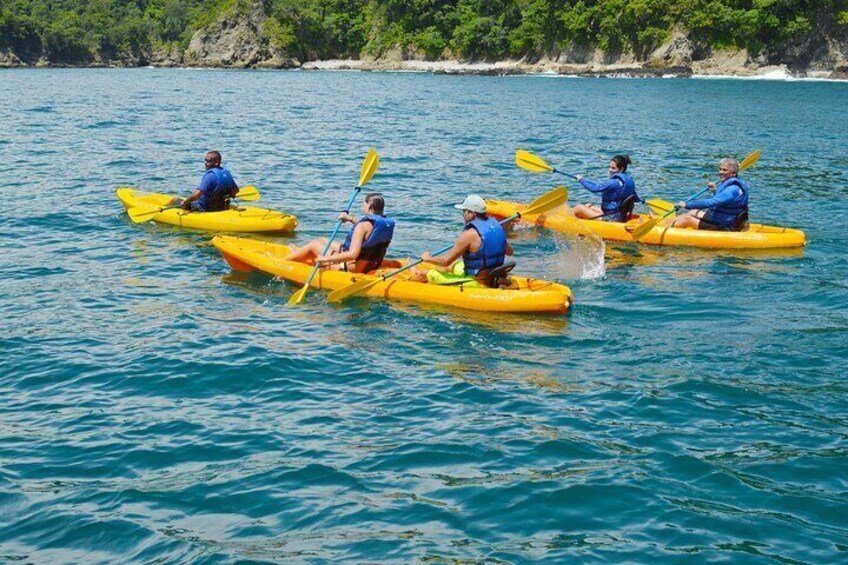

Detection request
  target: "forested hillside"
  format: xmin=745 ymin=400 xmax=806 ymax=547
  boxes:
xmin=2 ymin=0 xmax=847 ymax=71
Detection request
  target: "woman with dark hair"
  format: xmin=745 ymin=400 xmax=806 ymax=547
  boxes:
xmin=283 ymin=193 xmax=395 ymax=273
xmin=573 ymin=154 xmax=640 ymax=222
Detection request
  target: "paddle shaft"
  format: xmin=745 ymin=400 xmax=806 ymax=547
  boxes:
xmin=553 ymin=169 xmax=579 ymax=181
xmin=654 ymin=187 xmax=709 ymax=222
xmin=302 ymin=187 xmax=362 ymax=288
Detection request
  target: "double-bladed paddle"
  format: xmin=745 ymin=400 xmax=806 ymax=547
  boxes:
xmin=127 ymin=185 xmax=262 ymax=223
xmin=326 ymin=185 xmax=568 ymax=304
xmin=630 ymin=149 xmax=761 ymax=241
xmin=288 ymin=148 xmax=381 ymax=306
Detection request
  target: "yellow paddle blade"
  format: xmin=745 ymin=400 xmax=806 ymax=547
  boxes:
xmin=646 ymin=198 xmax=675 ymax=215
xmin=631 ymin=217 xmax=662 ymax=241
xmin=288 ymin=283 xmax=309 ymax=305
xmin=358 ymin=148 xmax=380 ymax=187
xmin=127 ymin=204 xmax=163 ymax=223
xmin=739 ymin=149 xmax=760 ymax=171
xmin=522 ymin=185 xmax=568 ymax=215
xmin=328 ymin=276 xmax=381 ymax=303
xmin=515 ymin=149 xmax=555 ymax=174
xmin=236 ymin=185 xmax=260 ymax=201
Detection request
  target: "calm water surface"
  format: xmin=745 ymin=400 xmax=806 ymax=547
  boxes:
xmin=1 ymin=69 xmax=847 ymax=563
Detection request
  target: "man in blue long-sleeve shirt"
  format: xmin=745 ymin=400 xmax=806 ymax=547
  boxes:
xmin=671 ymin=158 xmax=750 ymax=231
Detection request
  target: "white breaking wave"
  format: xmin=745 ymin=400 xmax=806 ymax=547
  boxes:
xmin=692 ymin=70 xmax=847 ymax=82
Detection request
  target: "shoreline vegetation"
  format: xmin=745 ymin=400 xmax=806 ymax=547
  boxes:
xmin=3 ymin=0 xmax=848 ymax=80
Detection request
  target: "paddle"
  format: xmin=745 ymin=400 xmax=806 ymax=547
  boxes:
xmin=288 ymin=148 xmax=381 ymax=306
xmin=127 ymin=185 xmax=262 ymax=223
xmin=515 ymin=150 xmax=579 ymax=180
xmin=327 ymin=185 xmax=568 ymax=304
xmin=645 ymin=198 xmax=675 ymax=216
xmin=630 ymin=149 xmax=761 ymax=241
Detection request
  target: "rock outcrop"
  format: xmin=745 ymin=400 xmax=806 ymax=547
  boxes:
xmin=183 ymin=0 xmax=297 ymax=68
xmin=0 ymin=49 xmax=24 ymax=67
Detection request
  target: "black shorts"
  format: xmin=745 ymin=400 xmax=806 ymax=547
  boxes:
xmin=698 ymin=212 xmax=736 ymax=231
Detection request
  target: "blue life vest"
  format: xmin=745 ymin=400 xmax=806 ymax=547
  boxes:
xmin=462 ymin=216 xmax=507 ymax=275
xmin=601 ymin=172 xmax=640 ymax=222
xmin=198 ymin=167 xmax=238 ymax=212
xmin=341 ymin=213 xmax=395 ymax=271
xmin=707 ymin=177 xmax=749 ymax=228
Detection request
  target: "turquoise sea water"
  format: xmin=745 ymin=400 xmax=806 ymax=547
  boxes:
xmin=1 ymin=69 xmax=847 ymax=563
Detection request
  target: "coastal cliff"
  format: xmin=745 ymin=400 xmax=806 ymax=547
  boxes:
xmin=2 ymin=0 xmax=847 ymax=78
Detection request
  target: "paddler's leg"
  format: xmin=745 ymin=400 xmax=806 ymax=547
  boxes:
xmin=573 ymin=203 xmax=602 ymax=219
xmin=284 ymin=238 xmax=335 ymax=263
xmin=668 ymin=209 xmax=705 ymax=229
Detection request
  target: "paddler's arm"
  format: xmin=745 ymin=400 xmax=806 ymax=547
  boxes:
xmin=421 ymin=230 xmax=474 ymax=266
xmin=181 ymin=188 xmax=203 ymax=209
xmin=680 ymin=183 xmax=739 ymax=211
xmin=575 ymin=177 xmax=617 ymax=193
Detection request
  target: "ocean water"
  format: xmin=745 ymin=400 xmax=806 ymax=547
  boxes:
xmin=1 ymin=68 xmax=847 ymax=564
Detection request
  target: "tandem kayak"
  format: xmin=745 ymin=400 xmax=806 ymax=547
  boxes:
xmin=486 ymin=199 xmax=806 ymax=249
xmin=116 ymin=187 xmax=298 ymax=234
xmin=212 ymin=235 xmax=573 ymax=314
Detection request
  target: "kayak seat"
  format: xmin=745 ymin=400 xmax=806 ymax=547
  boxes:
xmin=477 ymin=259 xmax=516 ymax=288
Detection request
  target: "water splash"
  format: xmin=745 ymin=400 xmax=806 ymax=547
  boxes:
xmin=543 ymin=232 xmax=606 ymax=280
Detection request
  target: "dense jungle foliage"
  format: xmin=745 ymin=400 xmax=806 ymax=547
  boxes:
xmin=2 ymin=0 xmax=846 ymax=64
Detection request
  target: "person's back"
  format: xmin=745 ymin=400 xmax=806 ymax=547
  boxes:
xmin=172 ymin=151 xmax=239 ymax=212
xmin=462 ymin=215 xmax=507 ymax=275
xmin=197 ymin=165 xmax=238 ymax=212
xmin=341 ymin=207 xmax=395 ymax=273
xmin=416 ymin=194 xmax=513 ymax=288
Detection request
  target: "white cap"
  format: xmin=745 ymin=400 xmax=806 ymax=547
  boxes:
xmin=454 ymin=194 xmax=487 ymax=214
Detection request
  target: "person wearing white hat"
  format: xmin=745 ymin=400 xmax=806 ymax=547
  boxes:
xmin=416 ymin=194 xmax=512 ymax=286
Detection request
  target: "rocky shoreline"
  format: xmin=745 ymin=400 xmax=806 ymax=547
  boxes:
xmin=297 ymin=58 xmax=847 ymax=80
xmin=3 ymin=54 xmax=846 ymax=80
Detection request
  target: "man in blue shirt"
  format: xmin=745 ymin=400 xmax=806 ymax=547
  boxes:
xmin=171 ymin=151 xmax=239 ymax=212
xmin=671 ymin=158 xmax=750 ymax=231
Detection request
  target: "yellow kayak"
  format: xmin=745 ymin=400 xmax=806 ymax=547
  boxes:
xmin=212 ymin=235 xmax=573 ymax=314
xmin=486 ymin=199 xmax=806 ymax=249
xmin=116 ymin=187 xmax=298 ymax=233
